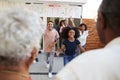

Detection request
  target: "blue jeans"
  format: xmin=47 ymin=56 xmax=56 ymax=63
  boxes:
xmin=44 ymin=52 xmax=55 ymax=72
xmin=63 ymin=53 xmax=77 ymax=65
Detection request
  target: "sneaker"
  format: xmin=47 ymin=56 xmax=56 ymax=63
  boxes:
xmin=48 ymin=72 xmax=53 ymax=78
xmin=46 ymin=63 xmax=50 ymax=68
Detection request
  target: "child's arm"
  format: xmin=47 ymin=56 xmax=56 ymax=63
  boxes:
xmin=50 ymin=38 xmax=59 ymax=48
xmin=54 ymin=38 xmax=59 ymax=45
xmin=78 ymin=44 xmax=85 ymax=53
xmin=56 ymin=44 xmax=65 ymax=57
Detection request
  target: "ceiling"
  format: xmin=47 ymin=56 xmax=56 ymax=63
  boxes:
xmin=3 ymin=0 xmax=87 ymax=6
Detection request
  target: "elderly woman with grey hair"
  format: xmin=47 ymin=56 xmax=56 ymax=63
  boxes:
xmin=0 ymin=8 xmax=42 ymax=80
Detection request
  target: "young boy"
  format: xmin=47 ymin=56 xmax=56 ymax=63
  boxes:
xmin=43 ymin=21 xmax=59 ymax=78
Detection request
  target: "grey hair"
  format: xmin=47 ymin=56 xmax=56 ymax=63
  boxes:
xmin=99 ymin=0 xmax=120 ymax=34
xmin=0 ymin=8 xmax=42 ymax=65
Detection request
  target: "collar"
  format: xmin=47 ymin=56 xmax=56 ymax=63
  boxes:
xmin=105 ymin=37 xmax=120 ymax=48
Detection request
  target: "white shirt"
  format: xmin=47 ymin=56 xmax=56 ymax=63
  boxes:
xmin=78 ymin=30 xmax=88 ymax=46
xmin=55 ymin=37 xmax=120 ymax=80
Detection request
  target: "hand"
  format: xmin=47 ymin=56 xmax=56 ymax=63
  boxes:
xmin=49 ymin=43 xmax=54 ymax=48
xmin=56 ymin=51 xmax=60 ymax=57
xmin=69 ymin=16 xmax=74 ymax=22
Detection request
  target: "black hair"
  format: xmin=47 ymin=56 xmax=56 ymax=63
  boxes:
xmin=99 ymin=0 xmax=120 ymax=33
xmin=54 ymin=18 xmax=59 ymax=25
xmin=47 ymin=21 xmax=53 ymax=26
xmin=79 ymin=23 xmax=87 ymax=30
xmin=59 ymin=20 xmax=65 ymax=26
xmin=61 ymin=26 xmax=80 ymax=39
xmin=48 ymin=21 xmax=53 ymax=23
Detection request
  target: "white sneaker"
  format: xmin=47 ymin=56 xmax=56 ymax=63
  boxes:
xmin=46 ymin=63 xmax=50 ymax=68
xmin=48 ymin=72 xmax=53 ymax=78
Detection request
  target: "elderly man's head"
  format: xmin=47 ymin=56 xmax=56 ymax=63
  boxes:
xmin=0 ymin=8 xmax=42 ymax=66
xmin=97 ymin=0 xmax=120 ymax=44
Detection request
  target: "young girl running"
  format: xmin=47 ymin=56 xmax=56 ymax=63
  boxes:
xmin=56 ymin=27 xmax=85 ymax=65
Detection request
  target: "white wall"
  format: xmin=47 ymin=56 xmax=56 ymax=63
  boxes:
xmin=2 ymin=0 xmax=87 ymax=5
xmin=35 ymin=0 xmax=87 ymax=5
xmin=82 ymin=0 xmax=102 ymax=19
